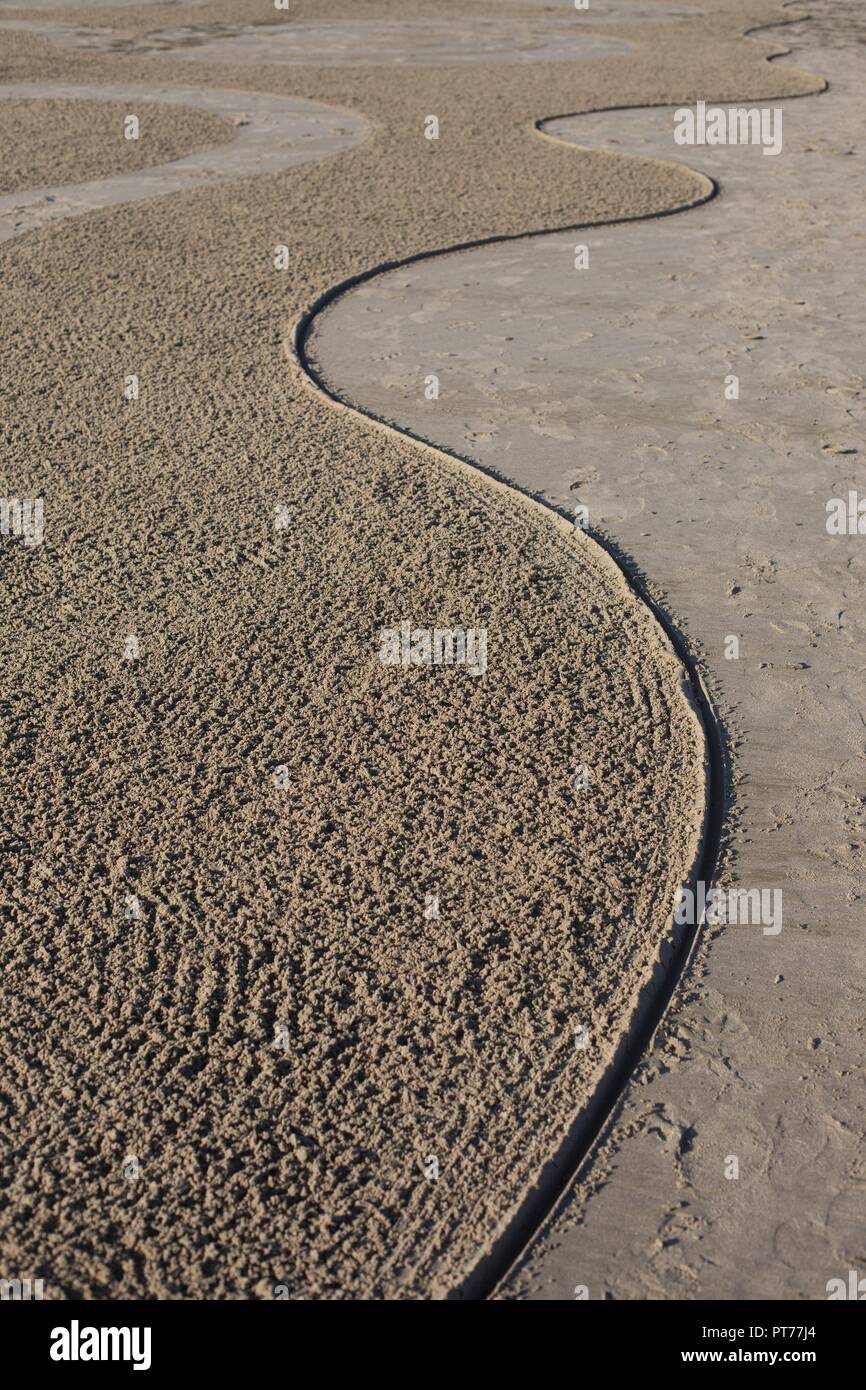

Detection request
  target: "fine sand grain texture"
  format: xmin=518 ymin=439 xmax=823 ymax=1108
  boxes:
xmin=0 ymin=0 xmax=829 ymax=1299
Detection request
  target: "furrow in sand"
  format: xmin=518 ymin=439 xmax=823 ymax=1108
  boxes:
xmin=292 ymin=186 xmax=723 ymax=1300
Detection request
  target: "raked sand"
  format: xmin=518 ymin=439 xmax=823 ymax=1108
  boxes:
xmin=0 ymin=0 xmax=827 ymax=1298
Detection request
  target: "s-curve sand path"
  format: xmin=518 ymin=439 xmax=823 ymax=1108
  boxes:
xmin=313 ymin=1 xmax=866 ymax=1299
xmin=0 ymin=0 xmax=829 ymax=1299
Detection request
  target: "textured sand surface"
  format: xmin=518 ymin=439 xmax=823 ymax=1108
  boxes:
xmin=0 ymin=94 xmax=233 ymax=194
xmin=0 ymin=0 xmax=826 ymax=1299
xmin=501 ymin=3 xmax=866 ymax=1301
xmin=0 ymin=83 xmax=368 ymax=241
xmin=312 ymin=0 xmax=866 ymax=1298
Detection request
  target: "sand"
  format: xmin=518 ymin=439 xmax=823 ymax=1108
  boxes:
xmin=0 ymin=0 xmax=838 ymax=1299
xmin=0 ymin=13 xmax=632 ymax=64
xmin=0 ymin=94 xmax=233 ymax=194
xmin=0 ymin=83 xmax=368 ymax=241
xmin=312 ymin=1 xmax=866 ymax=1298
xmin=500 ymin=2 xmax=866 ymax=1301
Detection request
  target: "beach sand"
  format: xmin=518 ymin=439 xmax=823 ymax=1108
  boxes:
xmin=0 ymin=0 xmax=839 ymax=1299
xmin=0 ymin=95 xmax=234 ymax=194
xmin=312 ymin=1 xmax=866 ymax=1299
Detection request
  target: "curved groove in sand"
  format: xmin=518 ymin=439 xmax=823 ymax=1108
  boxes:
xmin=0 ymin=81 xmax=369 ymax=242
xmin=292 ymin=241 xmax=720 ymax=1303
xmin=291 ymin=14 xmax=829 ymax=1299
